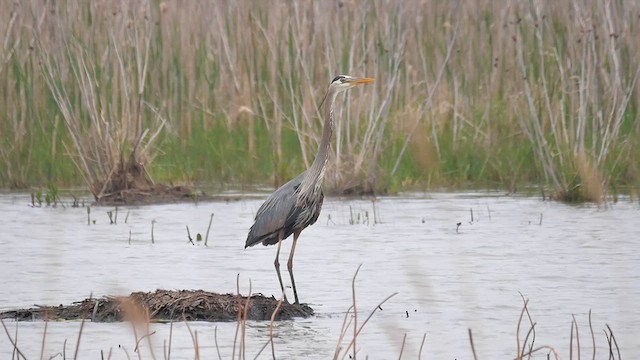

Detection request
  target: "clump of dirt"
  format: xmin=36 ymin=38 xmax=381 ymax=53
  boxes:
xmin=92 ymin=152 xmax=203 ymax=206
xmin=96 ymin=184 xmax=200 ymax=205
xmin=0 ymin=289 xmax=313 ymax=322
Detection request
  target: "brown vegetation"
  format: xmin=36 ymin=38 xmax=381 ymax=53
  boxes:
xmin=0 ymin=289 xmax=312 ymax=323
xmin=1 ymin=0 xmax=639 ymax=200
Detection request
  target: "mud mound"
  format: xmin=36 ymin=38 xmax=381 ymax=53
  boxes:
xmin=96 ymin=185 xmax=198 ymax=205
xmin=0 ymin=289 xmax=313 ymax=322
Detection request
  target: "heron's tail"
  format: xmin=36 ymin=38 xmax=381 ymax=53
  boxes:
xmin=245 ymin=226 xmax=280 ymax=248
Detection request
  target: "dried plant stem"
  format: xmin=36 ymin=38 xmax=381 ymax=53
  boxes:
xmin=0 ymin=319 xmax=27 ymax=360
xmin=515 ymin=298 xmax=529 ymax=360
xmin=605 ymin=324 xmax=621 ymax=360
xmin=397 ymin=333 xmax=407 ymax=360
xmin=253 ymin=290 xmax=285 ymax=360
xmin=588 ymin=310 xmax=595 ymax=360
xmin=417 ymin=333 xmax=426 ymax=360
xmin=73 ymin=311 xmax=88 ymax=360
xmin=465 ymin=329 xmax=478 ymax=360
xmin=214 ymin=326 xmax=222 ymax=360
xmin=571 ymin=314 xmax=581 ymax=360
xmin=232 ymin=274 xmax=241 ymax=360
xmin=167 ymin=320 xmax=173 ymax=360
xmin=39 ymin=319 xmax=48 ymax=360
xmin=204 ymin=213 xmax=214 ymax=246
xmin=240 ymin=280 xmax=252 ymax=360
xmin=183 ymin=319 xmax=200 ymax=360
xmin=352 ymin=264 xmax=361 ymax=360
xmin=339 ymin=292 xmax=398 ymax=360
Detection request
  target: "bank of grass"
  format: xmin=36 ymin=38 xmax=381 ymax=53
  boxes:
xmin=1 ymin=0 xmax=639 ymax=201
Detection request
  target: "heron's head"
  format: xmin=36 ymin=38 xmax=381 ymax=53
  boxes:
xmin=329 ymin=75 xmax=375 ymax=92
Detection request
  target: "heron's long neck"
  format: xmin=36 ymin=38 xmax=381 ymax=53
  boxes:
xmin=300 ymin=87 xmax=338 ymax=194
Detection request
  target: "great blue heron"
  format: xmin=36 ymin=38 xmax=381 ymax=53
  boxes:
xmin=245 ymin=75 xmax=374 ymax=304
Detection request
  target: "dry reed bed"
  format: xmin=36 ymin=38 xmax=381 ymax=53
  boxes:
xmin=1 ymin=0 xmax=638 ymax=200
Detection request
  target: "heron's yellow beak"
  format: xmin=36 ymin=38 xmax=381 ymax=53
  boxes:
xmin=349 ymin=77 xmax=375 ymax=85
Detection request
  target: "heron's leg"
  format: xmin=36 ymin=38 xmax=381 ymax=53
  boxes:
xmin=287 ymin=230 xmax=301 ymax=304
xmin=274 ymin=230 xmax=288 ymax=303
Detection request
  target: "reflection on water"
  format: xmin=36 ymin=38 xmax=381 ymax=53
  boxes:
xmin=0 ymin=193 xmax=638 ymax=359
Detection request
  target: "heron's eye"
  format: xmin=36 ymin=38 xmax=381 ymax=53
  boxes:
xmin=332 ymin=75 xmax=346 ymax=83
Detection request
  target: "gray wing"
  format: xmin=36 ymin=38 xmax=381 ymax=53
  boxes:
xmin=245 ymin=172 xmax=305 ymax=248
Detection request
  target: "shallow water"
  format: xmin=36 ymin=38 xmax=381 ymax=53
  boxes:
xmin=0 ymin=192 xmax=638 ymax=359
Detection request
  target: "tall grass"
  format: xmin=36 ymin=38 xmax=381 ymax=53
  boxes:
xmin=1 ymin=0 xmax=638 ymax=200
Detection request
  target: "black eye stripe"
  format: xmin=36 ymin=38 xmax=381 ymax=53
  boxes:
xmin=332 ymin=75 xmax=346 ymax=83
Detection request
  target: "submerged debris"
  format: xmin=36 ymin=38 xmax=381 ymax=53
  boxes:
xmin=0 ymin=289 xmax=313 ymax=322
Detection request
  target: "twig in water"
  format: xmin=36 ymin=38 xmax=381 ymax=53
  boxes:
xmin=340 ymin=292 xmax=398 ymax=360
xmin=269 ymin=293 xmax=285 ymax=360
xmin=240 ymin=280 xmax=253 ymax=360
xmin=186 ymin=226 xmax=194 ymax=245
xmin=40 ymin=318 xmax=48 ymax=360
xmin=515 ymin=297 xmax=529 ymax=360
xmin=518 ymin=292 xmax=536 ymax=359
xmin=74 ymin=307 xmax=88 ymax=360
xmin=144 ymin=314 xmax=158 ymax=360
xmin=214 ymin=326 xmax=222 ymax=360
xmin=125 ymin=210 xmax=130 ymax=224
xmin=468 ymin=329 xmax=478 ymax=360
xmin=87 ymin=206 xmax=91 ymax=225
xmin=418 ymin=333 xmax=426 ymax=360
xmin=604 ymin=328 xmax=613 ymax=359
xmin=516 ymin=346 xmax=560 ymax=360
xmin=570 ymin=317 xmax=575 ymax=360
xmin=333 ymin=305 xmax=354 ymax=358
xmin=253 ymin=289 xmax=285 ymax=360
xmin=571 ymin=314 xmax=581 ymax=360
xmin=470 ymin=208 xmax=474 ymax=223
xmin=1 ymin=319 xmax=27 ymax=360
xmin=397 ymin=333 xmax=407 ymax=360
xmin=456 ymin=222 xmax=462 ymax=233
xmin=204 ymin=213 xmax=214 ymax=246
xmin=167 ymin=320 xmax=173 ymax=360
xmin=129 ymin=230 xmax=132 ymax=245
xmin=151 ymin=220 xmax=156 ymax=244
xmin=232 ymin=274 xmax=241 ymax=360
xmin=606 ymin=324 xmax=621 ymax=360
xmin=588 ymin=310 xmax=595 ymax=360
xmin=183 ymin=318 xmax=200 ymax=360
xmin=134 ymin=331 xmax=156 ymax=352
xmin=520 ymin=322 xmax=537 ymax=360
xmin=13 ymin=314 xmax=19 ymax=359
xmin=352 ymin=264 xmax=362 ymax=360
xmin=539 ymin=213 xmax=543 ymax=226
xmin=372 ymin=198 xmax=381 ymax=224
xmin=120 ymin=345 xmax=132 ymax=360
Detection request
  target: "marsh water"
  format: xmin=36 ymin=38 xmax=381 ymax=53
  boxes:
xmin=0 ymin=192 xmax=638 ymax=359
